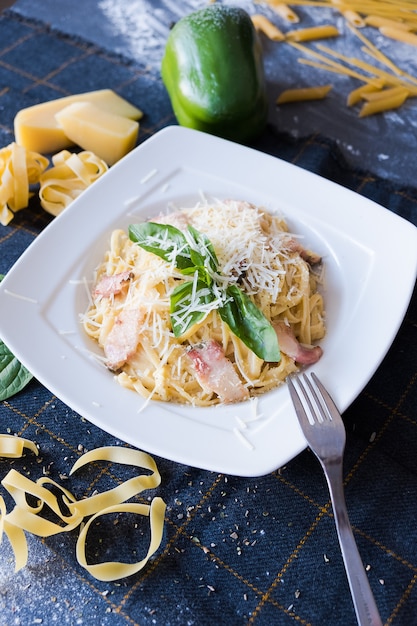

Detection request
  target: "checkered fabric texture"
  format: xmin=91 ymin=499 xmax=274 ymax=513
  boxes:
xmin=1 ymin=10 xmax=417 ymax=626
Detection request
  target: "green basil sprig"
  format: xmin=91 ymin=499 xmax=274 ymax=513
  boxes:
xmin=0 ymin=274 xmax=33 ymax=400
xmin=129 ymin=223 xmax=280 ymax=362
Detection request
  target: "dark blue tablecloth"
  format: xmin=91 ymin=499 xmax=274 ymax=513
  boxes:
xmin=1 ymin=7 xmax=417 ymax=626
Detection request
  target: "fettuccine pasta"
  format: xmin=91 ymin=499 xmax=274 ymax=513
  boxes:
xmin=0 ymin=434 xmax=38 ymax=458
xmin=0 ymin=437 xmax=166 ymax=581
xmin=39 ymin=149 xmax=108 ymax=216
xmin=0 ymin=142 xmax=48 ymax=226
xmin=83 ymin=199 xmax=325 ymax=406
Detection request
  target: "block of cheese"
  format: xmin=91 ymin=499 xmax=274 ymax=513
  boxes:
xmin=55 ymin=102 xmax=139 ymax=166
xmin=14 ymin=89 xmax=143 ymax=154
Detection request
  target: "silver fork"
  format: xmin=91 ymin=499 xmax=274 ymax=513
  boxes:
xmin=288 ymin=372 xmax=383 ymax=626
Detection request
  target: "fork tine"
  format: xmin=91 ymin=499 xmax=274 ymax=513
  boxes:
xmin=311 ymin=372 xmax=341 ymax=421
xmin=288 ymin=373 xmax=328 ymax=425
xmin=287 ymin=376 xmax=311 ymax=428
xmin=300 ymin=374 xmax=329 ymax=423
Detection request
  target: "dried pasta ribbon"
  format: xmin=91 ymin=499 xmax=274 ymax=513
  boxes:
xmin=0 ymin=142 xmax=48 ymax=226
xmin=39 ymin=150 xmax=108 ymax=216
xmin=76 ymin=497 xmax=166 ymax=582
xmin=0 ymin=434 xmax=39 ymax=458
xmin=2 ymin=470 xmax=81 ymax=530
xmin=5 ymin=497 xmax=82 ymax=537
xmin=0 ymin=445 xmax=166 ymax=580
xmin=68 ymin=447 xmax=161 ymax=517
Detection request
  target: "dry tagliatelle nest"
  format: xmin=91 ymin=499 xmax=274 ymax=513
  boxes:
xmin=0 ymin=435 xmax=166 ymax=582
xmin=0 ymin=142 xmax=108 ymax=225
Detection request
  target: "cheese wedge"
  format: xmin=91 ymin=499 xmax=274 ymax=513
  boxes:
xmin=14 ymin=89 xmax=143 ymax=154
xmin=55 ymin=102 xmax=139 ymax=166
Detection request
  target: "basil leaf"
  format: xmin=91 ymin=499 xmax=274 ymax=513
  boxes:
xmin=187 ymin=225 xmax=218 ymax=274
xmin=170 ymin=279 xmax=215 ymax=337
xmin=0 ymin=342 xmax=33 ymax=401
xmin=129 ymin=222 xmax=194 ymax=271
xmin=0 ymin=276 xmax=33 ymax=400
xmin=219 ymin=285 xmax=280 ymax=362
xmin=129 ymin=223 xmax=281 ymax=362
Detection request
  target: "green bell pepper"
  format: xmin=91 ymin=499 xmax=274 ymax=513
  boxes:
xmin=161 ymin=4 xmax=268 ymax=143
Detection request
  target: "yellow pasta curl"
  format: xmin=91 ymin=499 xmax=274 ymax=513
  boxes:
xmin=0 ymin=142 xmax=48 ymax=226
xmin=39 ymin=149 xmax=108 ymax=216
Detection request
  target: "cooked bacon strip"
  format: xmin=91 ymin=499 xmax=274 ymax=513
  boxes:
xmin=285 ymin=237 xmax=322 ymax=265
xmin=274 ymin=322 xmax=323 ymax=365
xmin=104 ymin=308 xmax=144 ymax=371
xmin=93 ymin=270 xmax=133 ymax=298
xmin=187 ymin=340 xmax=249 ymax=403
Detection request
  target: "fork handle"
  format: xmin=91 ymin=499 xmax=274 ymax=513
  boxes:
xmin=323 ymin=461 xmax=383 ymax=626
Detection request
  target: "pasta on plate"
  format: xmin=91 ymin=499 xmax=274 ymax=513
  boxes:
xmin=83 ymin=199 xmax=325 ymax=406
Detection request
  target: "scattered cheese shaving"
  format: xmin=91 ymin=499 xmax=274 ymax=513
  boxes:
xmin=0 ymin=142 xmax=48 ymax=226
xmin=0 ymin=436 xmax=166 ymax=581
xmin=140 ymin=168 xmax=158 ymax=184
xmin=39 ymin=149 xmax=108 ymax=216
xmin=233 ymin=427 xmax=255 ymax=451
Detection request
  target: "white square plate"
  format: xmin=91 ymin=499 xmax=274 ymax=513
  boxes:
xmin=1 ymin=126 xmax=416 ymax=476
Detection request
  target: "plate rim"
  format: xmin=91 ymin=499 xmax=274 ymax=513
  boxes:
xmin=1 ymin=125 xmax=416 ymax=476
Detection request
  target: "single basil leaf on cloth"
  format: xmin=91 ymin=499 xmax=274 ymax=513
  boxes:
xmin=129 ymin=222 xmax=194 ymax=271
xmin=0 ymin=275 xmax=33 ymax=400
xmin=219 ymin=284 xmax=280 ymax=362
xmin=170 ymin=279 xmax=215 ymax=337
xmin=0 ymin=343 xmax=33 ymax=401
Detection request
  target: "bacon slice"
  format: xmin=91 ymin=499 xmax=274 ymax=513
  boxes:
xmin=274 ymin=322 xmax=323 ymax=365
xmin=104 ymin=308 xmax=144 ymax=371
xmin=187 ymin=340 xmax=249 ymax=403
xmin=93 ymin=270 xmax=133 ymax=298
xmin=285 ymin=237 xmax=322 ymax=265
